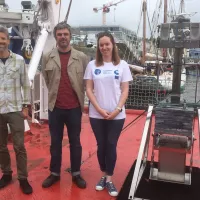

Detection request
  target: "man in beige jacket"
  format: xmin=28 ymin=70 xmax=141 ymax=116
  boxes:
xmin=42 ymin=22 xmax=89 ymax=189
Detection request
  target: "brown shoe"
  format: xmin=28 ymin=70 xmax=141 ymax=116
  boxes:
xmin=42 ymin=174 xmax=60 ymax=188
xmin=72 ymin=175 xmax=86 ymax=189
xmin=0 ymin=174 xmax=12 ymax=188
xmin=19 ymin=179 xmax=33 ymax=194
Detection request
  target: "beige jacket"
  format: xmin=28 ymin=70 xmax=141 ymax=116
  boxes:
xmin=42 ymin=47 xmax=89 ymax=111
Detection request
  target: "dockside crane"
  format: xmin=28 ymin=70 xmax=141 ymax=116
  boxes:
xmin=93 ymin=0 xmax=127 ymax=25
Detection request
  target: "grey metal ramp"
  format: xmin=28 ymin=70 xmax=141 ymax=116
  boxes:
xmin=128 ymin=105 xmax=197 ymax=200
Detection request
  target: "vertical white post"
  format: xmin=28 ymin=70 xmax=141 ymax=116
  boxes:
xmin=28 ymin=28 xmax=48 ymax=82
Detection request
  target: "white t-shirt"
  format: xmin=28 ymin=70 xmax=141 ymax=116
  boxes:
xmin=84 ymin=60 xmax=133 ymax=119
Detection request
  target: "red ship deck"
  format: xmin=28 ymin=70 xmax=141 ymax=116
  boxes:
xmin=0 ymin=110 xmax=199 ymax=200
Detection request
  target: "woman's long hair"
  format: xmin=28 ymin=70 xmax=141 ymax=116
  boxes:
xmin=95 ymin=32 xmax=120 ymax=67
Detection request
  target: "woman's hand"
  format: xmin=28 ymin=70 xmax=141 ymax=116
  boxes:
xmin=105 ymin=109 xmax=120 ymax=120
xmin=97 ymin=108 xmax=110 ymax=119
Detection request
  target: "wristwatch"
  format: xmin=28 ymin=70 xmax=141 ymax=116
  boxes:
xmin=22 ymin=104 xmax=28 ymax=108
xmin=116 ymin=107 xmax=122 ymax=112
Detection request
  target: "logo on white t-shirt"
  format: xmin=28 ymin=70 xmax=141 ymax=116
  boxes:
xmin=114 ymin=70 xmax=119 ymax=75
xmin=95 ymin=69 xmax=101 ymax=75
xmin=103 ymin=70 xmax=113 ymax=74
xmin=114 ymin=70 xmax=119 ymax=79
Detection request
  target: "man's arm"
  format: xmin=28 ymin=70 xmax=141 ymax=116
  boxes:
xmin=20 ymin=59 xmax=30 ymax=105
xmin=82 ymin=53 xmax=90 ymax=73
xmin=81 ymin=53 xmax=90 ymax=92
xmin=41 ymin=54 xmax=49 ymax=89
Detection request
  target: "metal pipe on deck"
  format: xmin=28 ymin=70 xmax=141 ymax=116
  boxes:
xmin=163 ymin=0 xmax=168 ymax=60
xmin=171 ymin=48 xmax=183 ymax=103
xmin=64 ymin=0 xmax=73 ymax=23
xmin=142 ymin=0 xmax=147 ymax=65
xmin=28 ymin=28 xmax=48 ymax=82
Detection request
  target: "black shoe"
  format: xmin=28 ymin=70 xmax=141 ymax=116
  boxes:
xmin=0 ymin=174 xmax=12 ymax=188
xmin=42 ymin=174 xmax=60 ymax=188
xmin=72 ymin=175 xmax=86 ymax=189
xmin=19 ymin=179 xmax=33 ymax=194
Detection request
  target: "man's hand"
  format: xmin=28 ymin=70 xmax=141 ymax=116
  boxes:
xmin=22 ymin=106 xmax=29 ymax=119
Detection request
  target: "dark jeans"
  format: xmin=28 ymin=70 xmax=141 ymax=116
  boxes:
xmin=89 ymin=118 xmax=125 ymax=176
xmin=0 ymin=112 xmax=28 ymax=179
xmin=48 ymin=107 xmax=82 ymax=175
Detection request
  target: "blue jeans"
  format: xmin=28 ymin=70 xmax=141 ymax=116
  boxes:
xmin=89 ymin=118 xmax=125 ymax=176
xmin=48 ymin=107 xmax=82 ymax=175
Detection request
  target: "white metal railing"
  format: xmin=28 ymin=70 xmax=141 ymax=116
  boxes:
xmin=128 ymin=105 xmax=153 ymax=199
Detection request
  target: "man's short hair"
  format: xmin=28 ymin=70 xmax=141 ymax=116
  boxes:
xmin=0 ymin=26 xmax=9 ymax=39
xmin=53 ymin=22 xmax=71 ymax=38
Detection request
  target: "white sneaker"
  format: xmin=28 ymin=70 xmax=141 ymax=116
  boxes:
xmin=106 ymin=182 xmax=118 ymax=197
xmin=95 ymin=176 xmax=106 ymax=191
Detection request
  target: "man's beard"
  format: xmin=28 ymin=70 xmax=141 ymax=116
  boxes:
xmin=0 ymin=45 xmax=7 ymax=51
xmin=58 ymin=40 xmax=69 ymax=49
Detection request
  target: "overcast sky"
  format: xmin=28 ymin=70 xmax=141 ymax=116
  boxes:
xmin=5 ymin=0 xmax=200 ymax=33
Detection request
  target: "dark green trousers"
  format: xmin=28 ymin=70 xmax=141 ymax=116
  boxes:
xmin=0 ymin=112 xmax=28 ymax=179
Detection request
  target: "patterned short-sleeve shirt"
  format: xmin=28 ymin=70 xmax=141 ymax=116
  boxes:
xmin=0 ymin=51 xmax=30 ymax=114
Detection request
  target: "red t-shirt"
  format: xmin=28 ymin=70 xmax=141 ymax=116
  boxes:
xmin=55 ymin=51 xmax=80 ymax=109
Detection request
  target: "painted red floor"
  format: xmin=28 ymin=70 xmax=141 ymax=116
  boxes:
xmin=0 ymin=110 xmax=199 ymax=200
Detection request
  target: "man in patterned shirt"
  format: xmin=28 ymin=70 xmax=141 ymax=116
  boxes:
xmin=0 ymin=26 xmax=32 ymax=194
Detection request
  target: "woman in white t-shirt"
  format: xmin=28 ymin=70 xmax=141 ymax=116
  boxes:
xmin=84 ymin=32 xmax=133 ymax=197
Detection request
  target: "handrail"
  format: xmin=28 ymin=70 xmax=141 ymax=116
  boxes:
xmin=197 ymin=109 xmax=200 ymax=157
xmin=128 ymin=105 xmax=154 ymax=199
